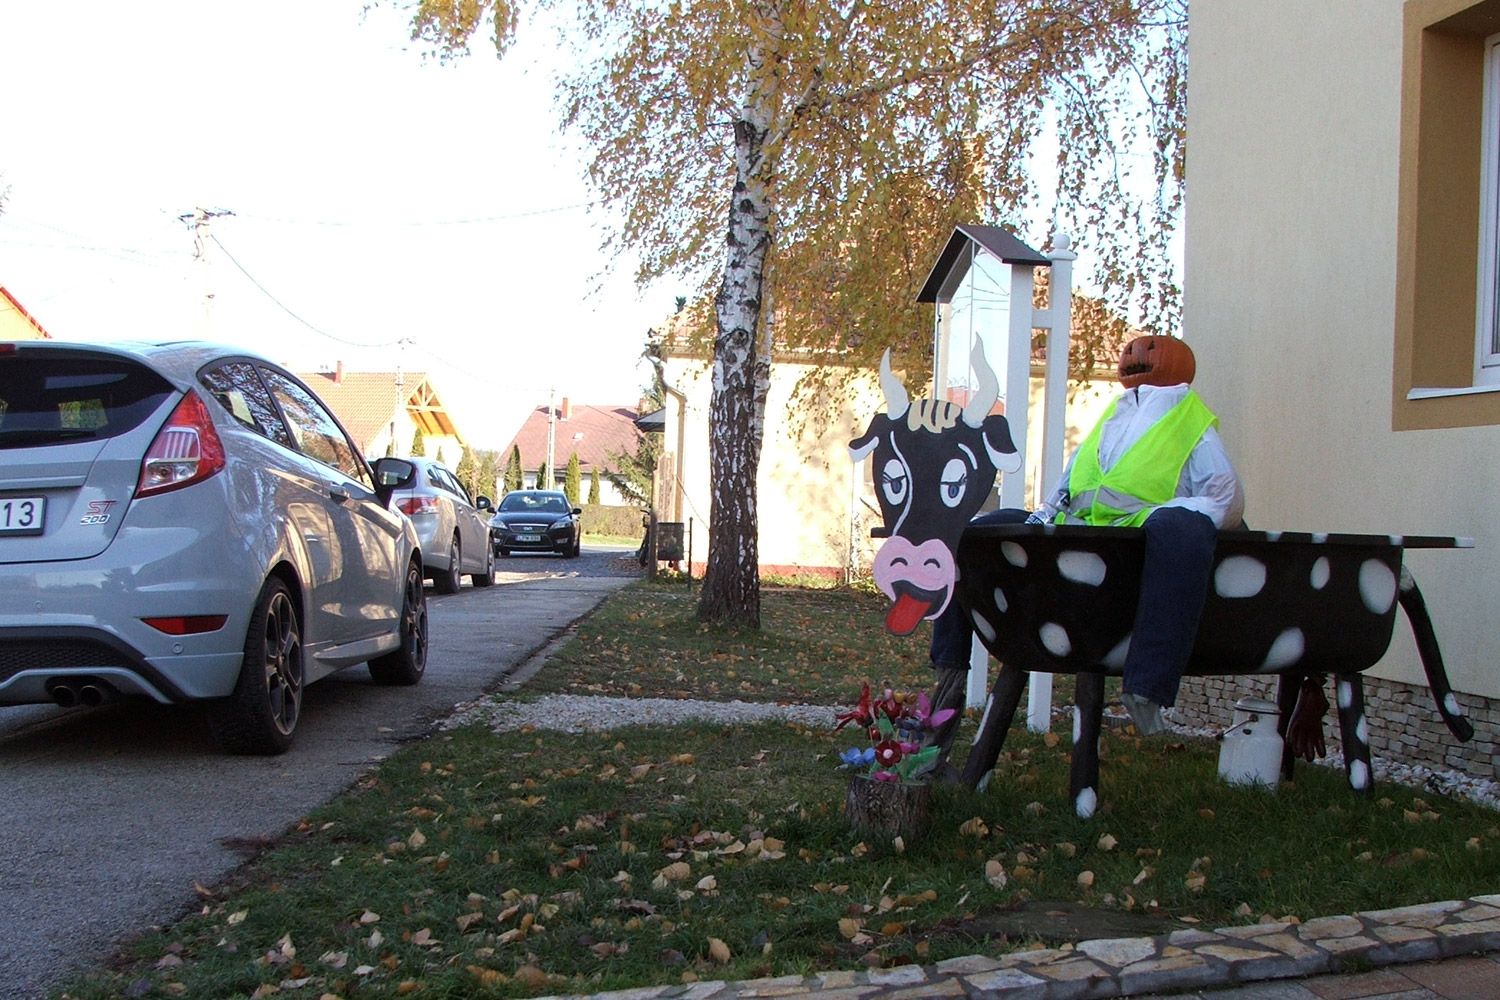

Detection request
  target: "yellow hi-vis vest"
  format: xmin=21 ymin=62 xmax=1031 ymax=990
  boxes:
xmin=1058 ymin=390 xmax=1218 ymax=528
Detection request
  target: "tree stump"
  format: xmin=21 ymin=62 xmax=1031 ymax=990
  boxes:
xmin=845 ymin=773 xmax=930 ymax=840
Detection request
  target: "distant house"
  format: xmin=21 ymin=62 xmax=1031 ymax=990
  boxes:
xmin=295 ymin=364 xmax=467 ymax=467
xmin=0 ymin=286 xmax=53 ymax=340
xmin=501 ymin=398 xmax=642 ymax=505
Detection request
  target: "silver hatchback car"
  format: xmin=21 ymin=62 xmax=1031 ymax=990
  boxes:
xmin=0 ymin=339 xmax=428 ymax=754
xmin=389 ymin=456 xmax=494 ymax=593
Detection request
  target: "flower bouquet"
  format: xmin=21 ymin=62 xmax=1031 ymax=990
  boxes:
xmin=835 ymin=683 xmax=956 ymax=839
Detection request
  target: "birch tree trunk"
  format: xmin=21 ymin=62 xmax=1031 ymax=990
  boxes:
xmin=696 ymin=19 xmax=780 ymax=629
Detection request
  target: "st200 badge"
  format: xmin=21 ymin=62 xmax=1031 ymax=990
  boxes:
xmin=79 ymin=500 xmax=118 ymax=525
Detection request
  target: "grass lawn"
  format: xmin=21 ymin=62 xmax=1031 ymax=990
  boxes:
xmin=57 ymin=579 xmax=1500 ymax=1000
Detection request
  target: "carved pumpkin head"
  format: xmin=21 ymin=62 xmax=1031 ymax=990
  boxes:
xmin=1117 ymin=336 xmax=1196 ymax=389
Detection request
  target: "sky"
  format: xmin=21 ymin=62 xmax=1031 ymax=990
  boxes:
xmin=0 ymin=1 xmax=678 ymax=450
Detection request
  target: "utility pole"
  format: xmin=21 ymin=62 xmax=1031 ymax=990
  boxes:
xmin=395 ymin=337 xmax=413 ymax=457
xmin=546 ymin=386 xmax=556 ymax=490
xmin=177 ymin=207 xmax=234 ymax=337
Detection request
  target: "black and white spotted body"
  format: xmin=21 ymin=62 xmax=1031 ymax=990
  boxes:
xmin=955 ymin=523 xmax=1474 ymax=816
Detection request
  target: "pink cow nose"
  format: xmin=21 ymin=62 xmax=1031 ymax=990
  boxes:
xmin=873 ymin=536 xmax=956 ymax=635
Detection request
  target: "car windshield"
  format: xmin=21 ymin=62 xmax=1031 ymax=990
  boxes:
xmin=0 ymin=355 xmax=174 ymax=449
xmin=500 ymin=493 xmax=568 ymax=514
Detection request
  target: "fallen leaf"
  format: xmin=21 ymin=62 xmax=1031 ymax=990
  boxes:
xmin=959 ymin=817 xmax=989 ymax=838
xmin=408 ymin=829 xmax=427 ymax=849
xmin=985 ymin=859 xmax=1008 ymax=889
xmin=838 ymin=917 xmax=863 ymax=939
xmin=467 ymin=965 xmax=505 ymax=986
xmin=1097 ymin=834 xmax=1118 ymax=851
xmin=358 ymin=910 xmax=381 ymax=925
xmin=708 ymin=937 xmax=731 ymax=963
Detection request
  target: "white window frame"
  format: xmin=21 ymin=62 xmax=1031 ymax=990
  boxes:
xmin=1474 ymin=32 xmax=1500 ymax=386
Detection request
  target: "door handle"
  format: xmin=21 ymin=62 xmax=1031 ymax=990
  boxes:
xmin=329 ymin=484 xmax=351 ymax=503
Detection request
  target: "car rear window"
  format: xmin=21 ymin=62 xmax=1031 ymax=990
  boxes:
xmin=0 ymin=355 xmax=174 ymax=449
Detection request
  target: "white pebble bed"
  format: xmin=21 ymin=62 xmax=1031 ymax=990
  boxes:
xmin=444 ymin=695 xmax=1500 ymax=812
xmin=444 ymin=694 xmax=836 ymax=735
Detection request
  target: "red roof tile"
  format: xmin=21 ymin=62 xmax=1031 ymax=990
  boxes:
xmin=501 ymin=401 xmax=643 ymax=473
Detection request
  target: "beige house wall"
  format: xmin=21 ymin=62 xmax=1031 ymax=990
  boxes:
xmin=1184 ymin=1 xmax=1497 ymax=700
xmin=661 ymin=355 xmax=1118 ymax=578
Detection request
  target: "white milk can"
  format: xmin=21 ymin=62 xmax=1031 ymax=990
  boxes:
xmin=1217 ymin=696 xmax=1283 ymax=788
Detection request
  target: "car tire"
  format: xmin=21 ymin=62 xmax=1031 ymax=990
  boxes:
xmin=433 ymin=537 xmax=462 ymax=594
xmin=369 ymin=559 xmax=428 ymax=685
xmin=209 ymin=577 xmax=302 ymax=756
xmin=472 ymin=542 xmax=494 ymax=587
xmin=498 ymin=547 xmax=510 ymax=557
xmin=565 ymin=534 xmax=581 ymax=558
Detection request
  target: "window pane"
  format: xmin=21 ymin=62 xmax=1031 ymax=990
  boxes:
xmin=260 ymin=369 xmax=368 ymax=484
xmin=200 ymin=362 xmax=292 ymax=446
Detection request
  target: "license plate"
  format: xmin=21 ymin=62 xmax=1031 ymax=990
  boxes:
xmin=0 ymin=495 xmax=45 ymax=535
xmin=516 ymin=533 xmax=542 ymax=542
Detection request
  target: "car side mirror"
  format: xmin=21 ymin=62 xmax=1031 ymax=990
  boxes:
xmin=572 ymin=507 xmax=583 ymax=516
xmin=371 ymin=457 xmax=417 ymax=507
xmin=476 ymin=496 xmax=493 ymax=511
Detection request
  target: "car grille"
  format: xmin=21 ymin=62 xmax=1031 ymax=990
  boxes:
xmin=0 ymin=639 xmax=135 ymax=684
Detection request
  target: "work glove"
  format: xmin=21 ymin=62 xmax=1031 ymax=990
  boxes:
xmin=1285 ymin=674 xmax=1329 ymax=762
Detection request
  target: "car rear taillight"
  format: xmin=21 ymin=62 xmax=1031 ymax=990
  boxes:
xmin=136 ymin=390 xmax=226 ymax=498
xmin=397 ymin=496 xmax=438 ymax=516
xmin=142 ymin=615 xmax=229 ymax=635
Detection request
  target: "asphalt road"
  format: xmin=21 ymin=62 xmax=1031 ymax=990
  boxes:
xmin=0 ymin=544 xmax=640 ymax=1000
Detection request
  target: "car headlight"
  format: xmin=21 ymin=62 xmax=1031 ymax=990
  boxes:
xmin=550 ymin=517 xmax=573 ymax=530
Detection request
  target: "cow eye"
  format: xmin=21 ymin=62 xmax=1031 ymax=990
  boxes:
xmin=881 ymin=459 xmax=908 ymax=506
xmin=939 ymin=458 xmax=967 ymax=508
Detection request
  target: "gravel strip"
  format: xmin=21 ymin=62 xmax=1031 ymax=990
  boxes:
xmin=443 ymin=694 xmax=836 ymax=734
xmin=445 ymin=695 xmax=1500 ymax=811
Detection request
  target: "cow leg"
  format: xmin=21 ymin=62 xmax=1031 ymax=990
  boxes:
xmin=1398 ymin=566 xmax=1475 ymax=742
xmin=1276 ymin=674 xmax=1302 ymax=783
xmin=960 ymin=663 xmax=1027 ymax=791
xmin=1069 ymin=672 xmax=1106 ymax=818
xmin=1335 ymin=672 xmax=1374 ymax=795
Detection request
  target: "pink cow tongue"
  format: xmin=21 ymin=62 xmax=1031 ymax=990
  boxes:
xmin=885 ymin=592 xmax=932 ymax=636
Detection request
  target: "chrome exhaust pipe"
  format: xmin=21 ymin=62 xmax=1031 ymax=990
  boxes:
xmin=78 ymin=683 xmax=112 ymax=707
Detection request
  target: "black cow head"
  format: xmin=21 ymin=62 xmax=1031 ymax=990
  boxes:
xmin=849 ymin=343 xmax=1020 ymax=635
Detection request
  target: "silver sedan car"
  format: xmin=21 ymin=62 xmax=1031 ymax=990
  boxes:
xmin=388 ymin=456 xmax=494 ymax=593
xmin=0 ymin=339 xmax=428 ymax=754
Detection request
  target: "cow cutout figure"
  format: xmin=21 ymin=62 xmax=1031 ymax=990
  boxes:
xmin=849 ymin=344 xmax=1021 ymax=636
xmin=850 ymin=347 xmax=1474 ymax=818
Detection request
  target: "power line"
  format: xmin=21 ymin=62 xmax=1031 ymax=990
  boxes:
xmin=207 ymin=233 xmax=400 ymax=349
xmin=231 ymin=202 xmax=591 ymax=228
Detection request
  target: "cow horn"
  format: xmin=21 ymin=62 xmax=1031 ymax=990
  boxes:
xmin=879 ymin=349 xmax=910 ymax=418
xmin=963 ymin=341 xmax=999 ymax=428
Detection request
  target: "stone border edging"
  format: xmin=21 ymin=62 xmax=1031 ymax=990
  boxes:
xmin=528 ymin=895 xmax=1500 ymax=1000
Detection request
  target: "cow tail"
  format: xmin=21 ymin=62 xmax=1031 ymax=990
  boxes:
xmin=1398 ymin=566 xmax=1475 ymax=742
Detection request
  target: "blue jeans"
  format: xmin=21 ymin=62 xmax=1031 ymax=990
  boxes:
xmin=928 ymin=504 xmax=1218 ymax=708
